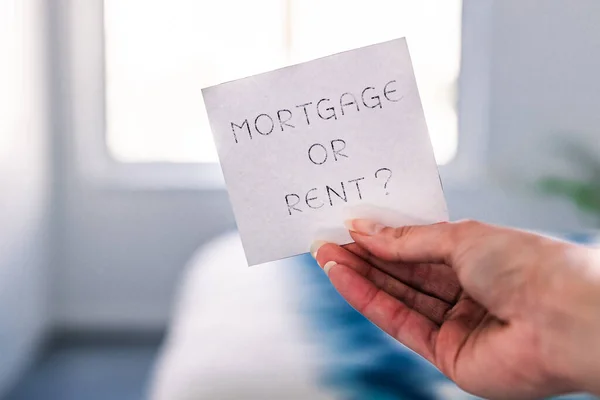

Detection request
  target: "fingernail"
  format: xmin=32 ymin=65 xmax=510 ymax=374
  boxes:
xmin=323 ymin=261 xmax=337 ymax=276
xmin=310 ymin=240 xmax=328 ymax=259
xmin=345 ymin=219 xmax=385 ymax=235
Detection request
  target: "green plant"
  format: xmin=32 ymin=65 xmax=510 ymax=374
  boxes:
xmin=538 ymin=139 xmax=600 ymax=222
xmin=539 ymin=177 xmax=600 ymax=216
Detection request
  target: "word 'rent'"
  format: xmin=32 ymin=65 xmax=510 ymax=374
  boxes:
xmin=285 ymin=177 xmax=365 ymax=215
xmin=284 ymin=167 xmax=393 ymax=215
xmin=230 ymin=80 xmax=402 ymax=144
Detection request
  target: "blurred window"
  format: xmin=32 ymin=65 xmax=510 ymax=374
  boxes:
xmin=104 ymin=0 xmax=462 ymax=165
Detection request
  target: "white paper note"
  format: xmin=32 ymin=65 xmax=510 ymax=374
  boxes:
xmin=202 ymin=38 xmax=448 ymax=266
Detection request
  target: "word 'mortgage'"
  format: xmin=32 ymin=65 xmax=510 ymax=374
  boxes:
xmin=230 ymin=80 xmax=402 ymax=144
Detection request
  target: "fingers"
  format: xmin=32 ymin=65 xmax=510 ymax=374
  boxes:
xmin=320 ymin=259 xmax=438 ymax=364
xmin=345 ymin=219 xmax=485 ymax=266
xmin=343 ymin=243 xmax=462 ymax=304
xmin=315 ymin=243 xmax=452 ymax=325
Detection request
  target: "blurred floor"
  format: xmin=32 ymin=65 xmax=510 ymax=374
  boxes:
xmin=4 ymin=331 xmax=597 ymax=400
xmin=4 ymin=333 xmax=162 ymax=400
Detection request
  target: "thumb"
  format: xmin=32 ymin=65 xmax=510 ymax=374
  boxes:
xmin=345 ymin=219 xmax=469 ymax=266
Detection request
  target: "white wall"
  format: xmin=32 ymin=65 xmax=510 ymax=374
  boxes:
xmin=488 ymin=0 xmax=600 ymax=181
xmin=53 ymin=0 xmax=599 ymax=331
xmin=55 ymin=189 xmax=235 ymax=329
xmin=0 ymin=0 xmax=50 ymax=395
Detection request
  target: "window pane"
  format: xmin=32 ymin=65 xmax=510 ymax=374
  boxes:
xmin=104 ymin=0 xmax=461 ymax=165
xmin=104 ymin=0 xmax=287 ymax=163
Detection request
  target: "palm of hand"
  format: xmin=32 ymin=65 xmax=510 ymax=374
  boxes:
xmin=317 ymin=239 xmax=570 ymax=399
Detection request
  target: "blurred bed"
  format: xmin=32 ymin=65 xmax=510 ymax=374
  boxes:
xmin=148 ymin=231 xmax=598 ymax=400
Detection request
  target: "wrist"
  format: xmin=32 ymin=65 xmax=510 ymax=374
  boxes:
xmin=538 ymin=245 xmax=600 ymax=394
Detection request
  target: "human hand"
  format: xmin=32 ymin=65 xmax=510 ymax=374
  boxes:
xmin=311 ymin=220 xmax=600 ymax=399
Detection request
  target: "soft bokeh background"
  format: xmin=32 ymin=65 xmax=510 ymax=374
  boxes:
xmin=1 ymin=0 xmax=599 ymax=399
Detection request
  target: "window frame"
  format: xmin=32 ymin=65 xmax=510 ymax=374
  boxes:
xmin=61 ymin=0 xmax=492 ymax=190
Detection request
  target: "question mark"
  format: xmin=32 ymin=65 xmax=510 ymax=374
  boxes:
xmin=375 ymin=168 xmax=393 ymax=195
